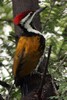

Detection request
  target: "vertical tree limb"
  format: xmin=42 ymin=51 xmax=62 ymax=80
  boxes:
xmin=38 ymin=45 xmax=52 ymax=99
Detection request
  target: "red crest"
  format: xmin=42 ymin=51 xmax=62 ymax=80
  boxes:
xmin=13 ymin=10 xmax=33 ymax=25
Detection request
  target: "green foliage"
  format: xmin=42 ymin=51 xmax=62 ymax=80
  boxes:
xmin=0 ymin=0 xmax=67 ymax=99
xmin=0 ymin=0 xmax=20 ymax=99
xmin=40 ymin=0 xmax=67 ymax=100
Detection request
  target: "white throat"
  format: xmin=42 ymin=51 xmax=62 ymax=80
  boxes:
xmin=24 ymin=19 xmax=41 ymax=35
xmin=20 ymin=12 xmax=42 ymax=35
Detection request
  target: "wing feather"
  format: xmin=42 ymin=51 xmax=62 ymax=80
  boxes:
xmin=13 ymin=37 xmax=26 ymax=77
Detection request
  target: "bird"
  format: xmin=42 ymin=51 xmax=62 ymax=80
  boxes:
xmin=13 ymin=9 xmax=45 ymax=94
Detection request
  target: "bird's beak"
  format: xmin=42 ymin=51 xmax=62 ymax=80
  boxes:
xmin=29 ymin=6 xmax=47 ymax=23
xmin=34 ymin=6 xmax=47 ymax=15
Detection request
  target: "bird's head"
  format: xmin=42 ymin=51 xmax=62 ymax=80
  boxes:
xmin=13 ymin=7 xmax=46 ymax=26
xmin=13 ymin=10 xmax=34 ymax=26
xmin=13 ymin=7 xmax=46 ymax=34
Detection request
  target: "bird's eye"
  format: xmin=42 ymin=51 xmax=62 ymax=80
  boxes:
xmin=30 ymin=12 xmax=33 ymax=16
xmin=20 ymin=12 xmax=33 ymax=26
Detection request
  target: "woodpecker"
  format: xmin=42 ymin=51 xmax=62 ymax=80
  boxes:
xmin=13 ymin=9 xmax=45 ymax=93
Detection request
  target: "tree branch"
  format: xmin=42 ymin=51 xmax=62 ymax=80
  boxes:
xmin=6 ymin=84 xmax=14 ymax=100
xmin=0 ymin=19 xmax=12 ymax=23
xmin=0 ymin=80 xmax=11 ymax=90
xmin=0 ymin=94 xmax=4 ymax=100
xmin=38 ymin=45 xmax=52 ymax=99
xmin=42 ymin=1 xmax=55 ymax=31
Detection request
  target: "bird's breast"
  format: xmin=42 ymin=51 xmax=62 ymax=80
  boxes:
xmin=13 ymin=35 xmax=45 ymax=79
